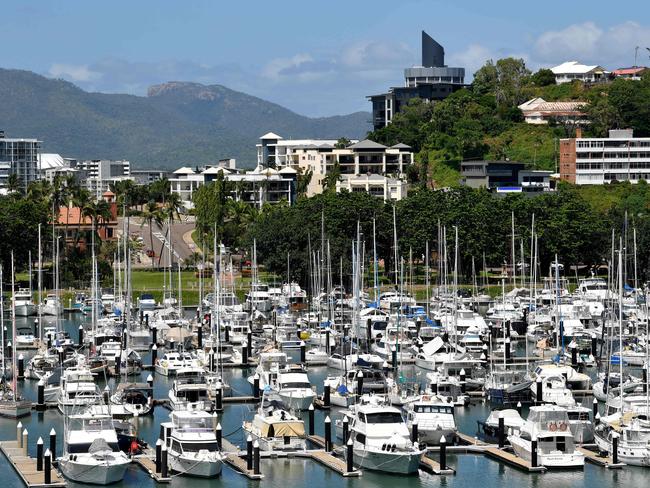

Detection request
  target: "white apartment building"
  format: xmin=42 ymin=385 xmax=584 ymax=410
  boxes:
xmin=0 ymin=131 xmax=41 ymax=191
xmin=560 ymin=129 xmax=650 ymax=184
xmin=257 ymin=133 xmax=413 ymax=199
xmin=169 ymin=163 xmax=296 ymax=209
xmin=336 ymin=174 xmax=408 ymax=201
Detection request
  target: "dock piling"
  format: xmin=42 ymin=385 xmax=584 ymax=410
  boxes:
xmin=161 ymin=444 xmax=168 ymax=479
xmin=324 ymin=416 xmax=332 ymax=452
xmin=346 ymin=438 xmax=354 ymax=474
xmin=151 ymin=344 xmax=158 ymax=369
xmin=253 ymin=441 xmax=260 ymax=475
xmin=411 ymin=420 xmax=418 ymax=443
xmin=439 ymin=435 xmax=447 ymax=471
xmin=342 ymin=417 xmax=349 ymax=443
xmin=253 ymin=374 xmax=260 ymax=401
xmin=612 ymin=432 xmax=619 ymax=465
xmin=531 ymin=436 xmax=537 ymax=468
xmin=498 ymin=415 xmax=505 ymax=448
xmin=36 ymin=437 xmax=43 ymax=471
xmin=308 ymin=404 xmax=314 ymax=435
xmin=22 ymin=429 xmax=28 ymax=456
xmin=37 ymin=380 xmax=45 ymax=411
xmin=246 ymin=436 xmax=253 ymax=471
xmin=216 ymin=423 xmax=222 ymax=450
xmin=323 ymin=385 xmax=330 ymax=408
xmin=49 ymin=429 xmax=56 ymax=461
xmin=16 ymin=422 xmax=22 ymax=446
xmin=44 ymin=449 xmax=51 ymax=485
xmin=155 ymin=439 xmax=162 ymax=473
xmin=18 ymin=354 xmax=24 ymax=379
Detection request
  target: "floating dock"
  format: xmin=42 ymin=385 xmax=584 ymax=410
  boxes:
xmin=484 ymin=447 xmax=546 ymax=472
xmin=132 ymin=454 xmax=171 ymax=483
xmin=0 ymin=441 xmax=65 ymax=488
xmin=576 ymin=447 xmax=625 ymax=469
xmin=309 ymin=450 xmax=361 ymax=477
xmin=419 ymin=455 xmax=455 ymax=475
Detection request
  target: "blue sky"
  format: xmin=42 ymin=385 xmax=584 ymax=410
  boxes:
xmin=1 ymin=0 xmax=649 ymax=116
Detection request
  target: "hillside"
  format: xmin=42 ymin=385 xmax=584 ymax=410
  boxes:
xmin=0 ymin=69 xmax=371 ymax=168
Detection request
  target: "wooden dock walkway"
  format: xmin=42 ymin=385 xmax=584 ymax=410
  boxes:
xmin=307 ymin=435 xmax=338 ymax=450
xmin=484 ymin=447 xmax=546 ymax=472
xmin=576 ymin=447 xmax=625 ymax=469
xmin=223 ymin=453 xmax=264 ymax=480
xmin=419 ymin=455 xmax=455 ymax=475
xmin=0 ymin=441 xmax=65 ymax=488
xmin=309 ymin=451 xmax=361 ymax=477
xmin=132 ymin=455 xmax=171 ymax=483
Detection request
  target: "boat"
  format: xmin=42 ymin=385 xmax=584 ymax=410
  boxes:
xmin=57 ymin=367 xmax=102 ymax=415
xmin=155 ymin=351 xmax=198 ymax=376
xmin=477 ymin=409 xmax=525 ymax=443
xmin=109 ymin=382 xmax=154 ymax=417
xmin=163 ymin=410 xmax=224 ymax=477
xmin=242 ymin=391 xmax=306 ymax=451
xmin=58 ymin=413 xmax=131 ymax=485
xmin=595 ymin=411 xmax=650 ymax=466
xmin=507 ymin=405 xmax=585 ymax=468
xmin=338 ymin=394 xmax=424 ymax=474
xmin=0 ymin=381 xmax=31 ymax=418
xmin=41 ymin=294 xmax=63 ymax=316
xmin=13 ymin=288 xmax=36 ymax=317
xmin=15 ymin=326 xmax=37 ymax=348
xmin=169 ymin=367 xmax=212 ymax=411
xmin=276 ymin=371 xmax=316 ymax=410
xmin=403 ymin=394 xmax=458 ymax=445
xmin=138 ymin=293 xmax=157 ymax=311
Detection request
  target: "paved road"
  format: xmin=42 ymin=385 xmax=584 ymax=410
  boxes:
xmin=119 ymin=216 xmax=197 ymax=268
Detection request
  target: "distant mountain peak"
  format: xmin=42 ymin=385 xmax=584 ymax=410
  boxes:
xmin=147 ymin=81 xmax=225 ymax=101
xmin=0 ymin=68 xmax=371 ymax=168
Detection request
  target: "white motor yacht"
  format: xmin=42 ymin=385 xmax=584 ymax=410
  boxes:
xmin=338 ymin=394 xmax=424 ymax=474
xmin=169 ymin=367 xmax=212 ymax=411
xmin=403 ymin=394 xmax=458 ymax=445
xmin=163 ymin=410 xmax=224 ymax=477
xmin=508 ymin=405 xmax=585 ymax=468
xmin=14 ymin=288 xmax=36 ymax=317
xmin=276 ymin=371 xmax=316 ymax=410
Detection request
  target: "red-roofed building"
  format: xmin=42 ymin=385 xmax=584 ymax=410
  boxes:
xmin=612 ymin=67 xmax=648 ymax=80
xmin=55 ymin=191 xmax=118 ymax=249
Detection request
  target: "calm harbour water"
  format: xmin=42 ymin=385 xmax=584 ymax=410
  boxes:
xmin=1 ymin=314 xmax=647 ymax=488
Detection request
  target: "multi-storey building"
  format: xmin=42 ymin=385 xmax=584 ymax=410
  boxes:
xmin=368 ymin=31 xmax=465 ymax=130
xmin=560 ymin=128 xmax=650 ymax=184
xmin=73 ymin=159 xmax=132 ymax=195
xmin=0 ymin=131 xmax=41 ymax=191
xmin=169 ymin=161 xmax=296 ymax=209
xmin=257 ymin=133 xmax=413 ymax=200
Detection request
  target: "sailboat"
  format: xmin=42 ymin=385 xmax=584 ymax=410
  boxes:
xmin=0 ymin=258 xmax=32 ymax=418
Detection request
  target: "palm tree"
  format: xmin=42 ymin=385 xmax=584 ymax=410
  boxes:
xmin=72 ymin=187 xmax=92 ymax=246
xmin=140 ymin=201 xmax=164 ymax=269
xmin=225 ymin=200 xmax=258 ymax=250
xmin=6 ymin=173 xmax=21 ymax=195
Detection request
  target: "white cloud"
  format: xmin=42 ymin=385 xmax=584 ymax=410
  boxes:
xmin=533 ymin=21 xmax=650 ymax=68
xmin=534 ymin=22 xmax=603 ymax=62
xmin=48 ymin=63 xmax=100 ymax=82
xmin=261 ymin=53 xmax=315 ymax=81
xmin=340 ymin=40 xmax=414 ymax=68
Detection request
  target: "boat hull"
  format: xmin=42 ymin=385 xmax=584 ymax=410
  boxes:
xmin=349 ymin=448 xmax=422 ymax=474
xmin=169 ymin=453 xmax=223 ymax=477
xmin=59 ymin=453 xmax=130 ymax=485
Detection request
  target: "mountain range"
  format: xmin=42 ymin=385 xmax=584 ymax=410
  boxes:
xmin=0 ymin=69 xmax=371 ymax=168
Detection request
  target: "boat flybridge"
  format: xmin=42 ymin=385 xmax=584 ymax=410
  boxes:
xmin=163 ymin=410 xmax=224 ymax=477
xmin=336 ymin=394 xmax=424 ymax=474
xmin=507 ymin=405 xmax=585 ymax=468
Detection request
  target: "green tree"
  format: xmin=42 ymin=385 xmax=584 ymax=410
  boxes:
xmin=531 ymin=68 xmax=556 ymax=87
